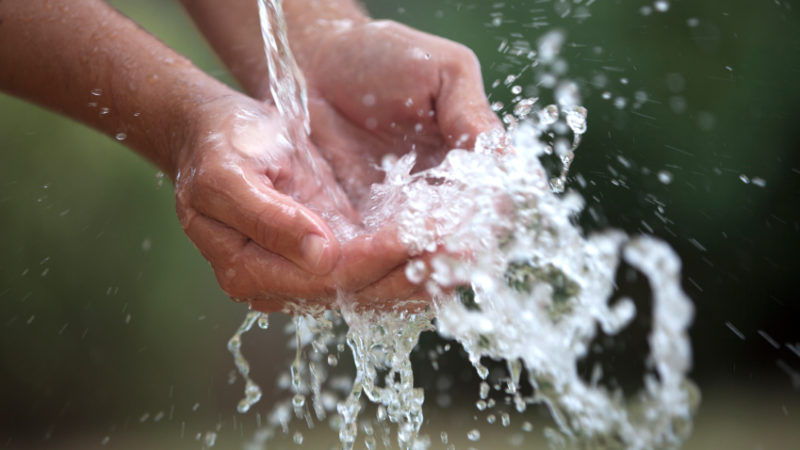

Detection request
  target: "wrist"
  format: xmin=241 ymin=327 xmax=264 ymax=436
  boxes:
xmin=158 ymin=71 xmax=237 ymax=182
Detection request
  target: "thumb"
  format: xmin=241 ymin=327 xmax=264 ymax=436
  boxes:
xmin=189 ymin=167 xmax=340 ymax=275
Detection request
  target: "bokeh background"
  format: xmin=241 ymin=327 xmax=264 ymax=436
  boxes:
xmin=1 ymin=0 xmax=798 ymax=448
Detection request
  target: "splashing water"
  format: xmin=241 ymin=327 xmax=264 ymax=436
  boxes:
xmin=229 ymin=2 xmax=698 ymax=449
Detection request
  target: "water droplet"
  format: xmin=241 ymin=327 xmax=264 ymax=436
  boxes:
xmin=539 ymin=104 xmax=559 ymax=125
xmin=511 ymin=85 xmax=522 ymax=95
xmin=204 ymin=431 xmax=217 ymax=447
xmin=479 ymin=381 xmax=490 ymax=399
xmin=467 ymin=429 xmax=481 ymax=441
xmin=293 ymin=432 xmax=304 ymax=444
xmin=257 ymin=314 xmax=269 ymax=329
xmin=91 ymin=88 xmax=103 ymax=96
xmin=362 ymin=93 xmax=376 ymax=107
xmin=739 ymin=174 xmax=751 ymax=184
xmin=405 ymin=259 xmax=427 ymax=284
xmin=538 ymin=30 xmax=565 ymax=62
xmin=327 ymin=354 xmax=338 ymax=366
xmin=115 ymin=132 xmax=127 ymax=141
xmin=99 ymin=107 xmax=110 ymax=116
xmin=565 ymin=106 xmax=588 ymax=135
xmin=654 ymin=0 xmax=670 ymax=12
xmin=752 ymin=177 xmax=767 ymax=187
xmin=657 ymin=170 xmax=673 ymax=184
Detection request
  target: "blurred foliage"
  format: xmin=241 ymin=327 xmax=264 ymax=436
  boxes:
xmin=1 ymin=0 xmax=799 ymax=446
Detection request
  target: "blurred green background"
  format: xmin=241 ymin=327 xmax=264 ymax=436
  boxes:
xmin=1 ymin=0 xmax=799 ymax=448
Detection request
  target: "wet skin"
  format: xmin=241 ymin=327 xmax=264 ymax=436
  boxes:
xmin=1 ymin=0 xmax=499 ymax=312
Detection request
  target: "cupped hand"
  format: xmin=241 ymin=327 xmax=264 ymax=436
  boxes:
xmin=298 ymin=20 xmax=502 ymax=208
xmin=174 ymin=94 xmax=427 ymax=312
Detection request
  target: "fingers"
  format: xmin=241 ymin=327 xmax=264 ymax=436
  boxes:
xmin=190 ymin=165 xmax=340 ymax=275
xmin=333 ymin=224 xmax=411 ymax=290
xmin=181 ymin=209 xmax=425 ymax=310
xmin=436 ymin=46 xmax=504 ymax=150
xmin=181 ymin=210 xmax=336 ymax=301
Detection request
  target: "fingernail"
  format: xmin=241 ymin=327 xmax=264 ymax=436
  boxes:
xmin=301 ymin=233 xmax=331 ymax=273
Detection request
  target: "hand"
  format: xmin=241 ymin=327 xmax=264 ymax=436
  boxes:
xmin=174 ymin=94 xmax=427 ymax=312
xmin=298 ymin=20 xmax=502 ymax=208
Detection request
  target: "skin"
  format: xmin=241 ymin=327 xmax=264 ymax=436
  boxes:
xmin=0 ymin=0 xmax=500 ymax=312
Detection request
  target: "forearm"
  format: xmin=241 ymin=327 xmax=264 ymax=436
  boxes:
xmin=180 ymin=0 xmax=369 ymax=99
xmin=0 ymin=0 xmax=233 ymax=178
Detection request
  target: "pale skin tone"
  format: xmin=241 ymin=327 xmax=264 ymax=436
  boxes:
xmin=0 ymin=0 xmax=500 ymax=312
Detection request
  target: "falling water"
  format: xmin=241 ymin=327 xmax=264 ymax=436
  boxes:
xmin=228 ymin=2 xmax=698 ymax=449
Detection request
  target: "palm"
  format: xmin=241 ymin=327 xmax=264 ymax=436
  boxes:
xmin=301 ymin=21 xmax=499 ymax=209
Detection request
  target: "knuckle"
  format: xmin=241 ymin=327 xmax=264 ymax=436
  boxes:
xmin=445 ymin=44 xmax=480 ymax=74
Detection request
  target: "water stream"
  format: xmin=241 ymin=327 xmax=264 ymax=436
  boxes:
xmin=226 ymin=2 xmax=698 ymax=449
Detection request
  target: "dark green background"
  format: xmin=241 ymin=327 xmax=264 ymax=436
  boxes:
xmin=1 ymin=0 xmax=798 ymax=448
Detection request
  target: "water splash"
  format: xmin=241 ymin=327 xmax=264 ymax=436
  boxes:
xmin=229 ymin=2 xmax=698 ymax=449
